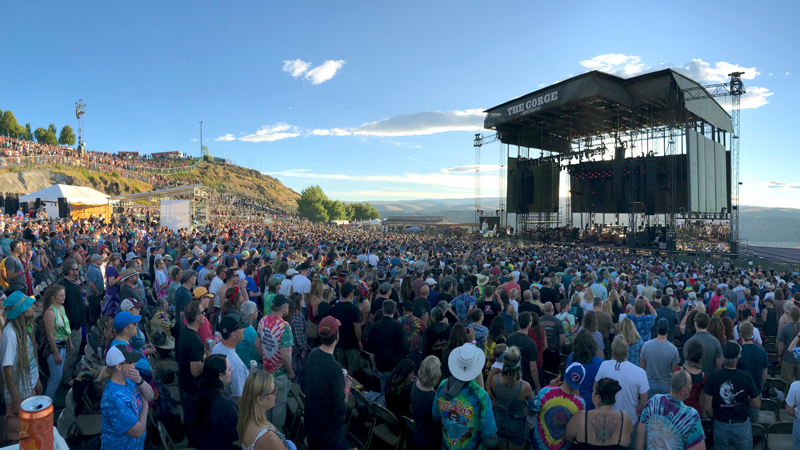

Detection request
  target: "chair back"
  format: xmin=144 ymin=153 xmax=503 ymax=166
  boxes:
xmin=542 ymin=370 xmax=558 ymax=385
xmin=760 ymin=398 xmax=780 ymax=421
xmin=766 ymin=421 xmax=794 ymax=450
xmin=752 ymin=423 xmax=767 ymax=450
xmin=764 ymin=378 xmax=787 ymax=394
xmin=402 ymin=415 xmax=415 ymax=433
xmin=351 ymin=388 xmax=374 ymax=414
xmin=157 ymin=420 xmax=176 ymax=450
xmin=373 ymin=403 xmax=400 ymax=427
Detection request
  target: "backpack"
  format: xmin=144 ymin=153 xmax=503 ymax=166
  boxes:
xmin=0 ymin=257 xmax=8 ymax=290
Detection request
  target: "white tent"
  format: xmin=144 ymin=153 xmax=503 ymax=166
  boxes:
xmin=20 ymin=184 xmax=112 ymax=205
xmin=368 ymin=219 xmax=382 ymax=226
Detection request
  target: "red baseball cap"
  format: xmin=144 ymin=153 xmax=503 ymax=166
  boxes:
xmin=319 ymin=316 xmax=341 ymax=336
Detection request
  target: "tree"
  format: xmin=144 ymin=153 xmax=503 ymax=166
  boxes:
xmin=48 ymin=123 xmax=58 ymax=137
xmin=344 ymin=203 xmax=356 ymax=221
xmin=58 ymin=125 xmax=76 ymax=146
xmin=353 ymin=202 xmax=380 ymax=221
xmin=34 ymin=127 xmax=58 ymax=145
xmin=24 ymin=123 xmax=33 ymax=141
xmin=325 ymin=199 xmax=348 ymax=221
xmin=296 ymin=185 xmax=329 ymax=223
xmin=1 ymin=111 xmax=22 ymax=138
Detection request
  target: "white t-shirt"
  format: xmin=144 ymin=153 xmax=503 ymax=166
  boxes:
xmin=211 ymin=343 xmax=248 ymax=398
xmin=787 ymin=381 xmax=800 ymax=420
xmin=0 ymin=323 xmax=39 ymax=403
xmin=209 ymin=276 xmax=225 ymax=308
xmin=595 ymin=360 xmax=649 ymax=425
xmin=279 ymin=279 xmax=293 ymax=297
xmin=510 ymin=299 xmax=520 ymax=314
xmin=292 ymin=275 xmax=311 ymax=307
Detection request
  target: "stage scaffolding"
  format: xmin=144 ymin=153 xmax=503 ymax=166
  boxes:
xmin=481 ymin=69 xmax=741 ymax=253
xmin=108 ymin=184 xmax=210 ymax=230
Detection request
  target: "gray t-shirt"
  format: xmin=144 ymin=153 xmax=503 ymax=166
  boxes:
xmin=684 ymin=330 xmax=723 ymax=374
xmin=0 ymin=322 xmax=39 ymax=403
xmin=4 ymin=255 xmax=25 ymax=292
xmin=778 ymin=322 xmax=800 ymax=365
xmin=640 ymin=339 xmax=679 ymax=385
xmin=211 ymin=342 xmax=248 ymax=398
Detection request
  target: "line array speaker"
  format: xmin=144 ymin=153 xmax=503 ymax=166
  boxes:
xmin=646 ymin=158 xmax=656 ymax=215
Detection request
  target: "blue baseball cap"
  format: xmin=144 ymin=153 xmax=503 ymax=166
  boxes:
xmin=564 ymin=362 xmax=586 ymax=390
xmin=113 ymin=311 xmax=142 ymax=331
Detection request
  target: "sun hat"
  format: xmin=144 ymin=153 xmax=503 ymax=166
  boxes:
xmin=448 ymin=343 xmax=486 ymax=382
xmin=105 ymin=344 xmax=142 ymax=366
xmin=4 ymin=291 xmax=35 ymax=320
xmin=120 ymin=268 xmax=138 ymax=281
xmin=476 ymin=274 xmax=489 ymax=286
xmin=113 ymin=311 xmax=142 ymax=331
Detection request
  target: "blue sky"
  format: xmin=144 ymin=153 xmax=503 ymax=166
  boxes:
xmin=2 ymin=1 xmax=798 ymax=206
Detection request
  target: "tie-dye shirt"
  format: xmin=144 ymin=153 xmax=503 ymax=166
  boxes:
xmin=433 ymin=379 xmax=497 ymax=450
xmin=528 ymin=386 xmax=585 ymax=450
xmin=258 ymin=314 xmax=293 ymax=376
xmin=399 ymin=314 xmax=426 ymax=353
xmin=639 ymin=394 xmax=705 ymax=450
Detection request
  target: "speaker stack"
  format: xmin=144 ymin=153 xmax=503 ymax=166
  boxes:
xmin=646 ymin=158 xmax=656 ymax=215
xmin=58 ymin=198 xmax=70 ymax=219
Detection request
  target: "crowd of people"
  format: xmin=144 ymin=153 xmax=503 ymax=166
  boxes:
xmin=0 ymin=209 xmax=798 ymax=450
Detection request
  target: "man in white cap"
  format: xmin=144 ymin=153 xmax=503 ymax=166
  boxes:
xmin=433 ymin=343 xmax=497 ymax=450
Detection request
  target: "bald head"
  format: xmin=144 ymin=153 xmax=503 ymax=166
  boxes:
xmin=544 ymin=302 xmax=554 ymax=314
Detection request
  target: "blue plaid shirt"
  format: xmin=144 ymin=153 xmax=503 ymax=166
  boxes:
xmin=87 ymin=263 xmax=105 ymax=295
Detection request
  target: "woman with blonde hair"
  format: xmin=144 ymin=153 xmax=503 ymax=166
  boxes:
xmin=489 ymin=346 xmax=534 ymax=450
xmin=305 ymin=279 xmax=324 ymax=340
xmin=411 ymin=355 xmax=442 ymax=450
xmin=618 ymin=317 xmax=643 ymax=366
xmin=606 ymin=289 xmax=623 ymax=323
xmin=570 ymin=292 xmax=584 ymax=324
xmin=238 ymin=370 xmax=294 ymax=450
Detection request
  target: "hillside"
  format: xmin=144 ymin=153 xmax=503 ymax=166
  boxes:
xmin=0 ymin=167 xmax=153 ymax=197
xmin=165 ymin=161 xmax=299 ymax=209
xmin=2 ymin=161 xmax=299 ymax=210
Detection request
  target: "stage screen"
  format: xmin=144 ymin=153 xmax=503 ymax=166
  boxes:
xmin=506 ymin=158 xmax=560 ymax=213
xmin=687 ymin=129 xmax=730 ymax=213
xmin=161 ymin=200 xmax=191 ymax=232
xmin=479 ymin=216 xmax=501 ymax=232
xmin=569 ymin=155 xmax=690 ymax=214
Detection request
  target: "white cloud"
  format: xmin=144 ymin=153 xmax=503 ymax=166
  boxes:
xmin=580 ymin=54 xmax=645 ymax=77
xmin=342 ymin=109 xmax=485 ymax=137
xmin=239 ymin=123 xmax=301 ymax=142
xmin=214 ymin=134 xmax=236 ymax=141
xmin=579 ymin=55 xmax=772 ymax=109
xmin=787 ymin=72 xmax=792 ymax=76
xmin=264 ymin=168 xmax=502 ymax=197
xmin=189 ymin=138 xmax=198 ymax=142
xmin=441 ymin=164 xmax=502 ymax=173
xmin=305 ymin=60 xmax=345 ymax=84
xmin=311 ymin=128 xmax=351 ymax=136
xmin=769 ymin=73 xmax=773 ymax=77
xmin=282 ymin=59 xmax=311 ymax=78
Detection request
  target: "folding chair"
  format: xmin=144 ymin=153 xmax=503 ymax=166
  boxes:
xmin=752 ymin=423 xmax=767 ymax=450
xmin=287 ymin=389 xmax=306 ymax=439
xmin=768 ymin=362 xmax=781 ymax=378
xmin=763 ymin=378 xmax=787 ymax=396
xmin=759 ymin=398 xmax=779 ymax=423
xmin=65 ymin=388 xmax=101 ymax=436
xmin=368 ymin=403 xmax=402 ymax=450
xmin=402 ymin=416 xmax=415 ymax=450
xmin=766 ymin=421 xmax=793 ymax=450
xmin=157 ymin=420 xmax=195 ymax=450
xmin=542 ymin=370 xmax=559 ymax=386
xmin=701 ymin=419 xmax=714 ymax=448
xmin=349 ymin=388 xmax=374 ymax=450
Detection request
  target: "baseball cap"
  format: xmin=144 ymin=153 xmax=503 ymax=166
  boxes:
xmin=298 ymin=262 xmax=310 ymax=271
xmin=425 ymin=278 xmax=437 ymax=286
xmin=91 ymin=254 xmax=103 ymax=261
xmin=181 ymin=270 xmax=197 ymax=283
xmin=105 ymin=344 xmax=142 ymax=366
xmin=113 ymin=311 xmax=142 ymax=331
xmin=286 ymin=268 xmax=299 ymax=276
xmin=120 ymin=299 xmax=144 ymax=311
xmin=657 ymin=318 xmax=669 ymax=335
xmin=271 ymin=294 xmax=292 ymax=309
xmin=218 ymin=314 xmax=248 ymax=339
xmin=379 ymin=282 xmax=393 ymax=293
xmin=319 ymin=316 xmax=341 ymax=336
xmin=564 ymin=362 xmax=586 ymax=389
xmin=193 ymin=287 xmax=211 ymax=298
xmin=723 ymin=341 xmax=741 ymax=359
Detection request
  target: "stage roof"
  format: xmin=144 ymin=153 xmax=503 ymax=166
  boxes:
xmin=108 ymin=185 xmax=209 ymax=203
xmin=483 ymin=69 xmax=732 ymax=152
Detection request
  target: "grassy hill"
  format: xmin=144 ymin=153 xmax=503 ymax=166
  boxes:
xmin=2 ymin=161 xmax=299 ymax=211
xmin=165 ymin=161 xmax=299 ymax=209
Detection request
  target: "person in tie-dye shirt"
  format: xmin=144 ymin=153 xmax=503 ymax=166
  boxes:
xmin=637 ymin=370 xmax=705 ymax=450
xmin=528 ymin=362 xmax=586 ymax=450
xmin=399 ymin=301 xmax=427 ymax=365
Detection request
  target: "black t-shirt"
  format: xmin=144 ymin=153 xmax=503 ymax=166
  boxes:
xmin=539 ymin=314 xmax=565 ymax=350
xmin=438 ymin=293 xmax=454 ymax=304
xmin=737 ymin=343 xmax=769 ymax=391
xmin=540 ymin=287 xmax=557 ymax=305
xmin=519 ymin=279 xmax=531 ymax=294
xmin=331 ymin=300 xmax=361 ymax=350
xmin=178 ymin=326 xmax=204 ymax=393
xmin=411 ymin=382 xmax=442 ymax=449
xmin=412 ymin=296 xmax=431 ymax=320
xmin=302 ymin=348 xmax=347 ymax=446
xmin=175 ymin=286 xmax=193 ymax=320
xmin=506 ymin=331 xmax=539 ymax=388
xmin=703 ymin=368 xmax=759 ymax=423
xmin=476 ymin=300 xmax=501 ymax=327
xmin=519 ymin=301 xmax=543 ymax=318
xmin=655 ymin=307 xmax=679 ymax=341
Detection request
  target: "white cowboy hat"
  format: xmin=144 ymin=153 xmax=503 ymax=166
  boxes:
xmin=476 ymin=274 xmax=490 ymax=286
xmin=448 ymin=343 xmax=485 ymax=382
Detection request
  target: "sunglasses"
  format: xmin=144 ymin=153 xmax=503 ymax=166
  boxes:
xmin=261 ymin=386 xmax=278 ymax=398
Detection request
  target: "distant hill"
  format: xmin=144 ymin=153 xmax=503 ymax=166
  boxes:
xmin=369 ymin=197 xmax=800 ymax=248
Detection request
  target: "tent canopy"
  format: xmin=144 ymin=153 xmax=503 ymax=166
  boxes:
xmin=19 ymin=184 xmax=112 ymax=205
